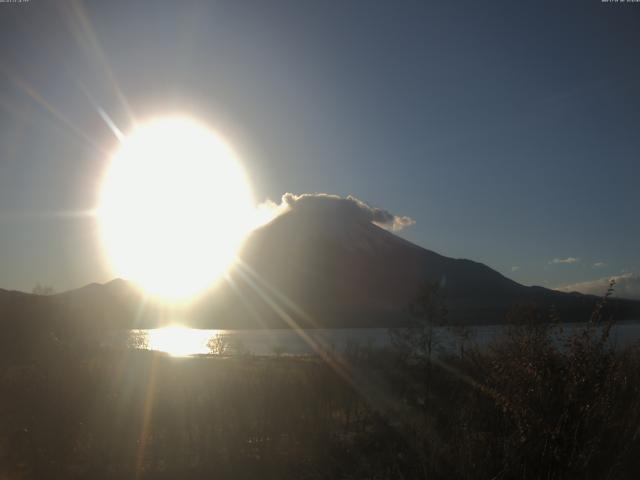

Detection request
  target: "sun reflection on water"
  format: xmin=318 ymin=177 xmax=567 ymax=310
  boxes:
xmin=143 ymin=326 xmax=221 ymax=357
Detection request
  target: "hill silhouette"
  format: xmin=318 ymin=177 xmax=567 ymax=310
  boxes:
xmin=1 ymin=200 xmax=639 ymax=330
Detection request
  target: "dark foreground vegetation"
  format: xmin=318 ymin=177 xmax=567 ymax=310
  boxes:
xmin=2 ymin=287 xmax=640 ymax=479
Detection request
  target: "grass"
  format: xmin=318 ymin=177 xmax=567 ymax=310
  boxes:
xmin=2 ymin=290 xmax=640 ymax=479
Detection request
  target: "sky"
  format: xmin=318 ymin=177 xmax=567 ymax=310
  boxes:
xmin=0 ymin=0 xmax=639 ymax=296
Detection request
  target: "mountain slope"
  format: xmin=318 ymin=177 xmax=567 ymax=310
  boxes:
xmin=2 ymin=206 xmax=639 ymax=330
xmin=187 ymin=206 xmax=639 ymax=328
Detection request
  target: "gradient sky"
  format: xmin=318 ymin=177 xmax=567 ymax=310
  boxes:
xmin=0 ymin=0 xmax=639 ymax=294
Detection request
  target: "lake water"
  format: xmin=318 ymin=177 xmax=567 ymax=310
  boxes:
xmin=130 ymin=321 xmax=640 ymax=357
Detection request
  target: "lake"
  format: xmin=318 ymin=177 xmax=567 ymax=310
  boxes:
xmin=130 ymin=321 xmax=640 ymax=357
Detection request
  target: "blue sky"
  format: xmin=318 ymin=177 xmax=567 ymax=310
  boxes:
xmin=0 ymin=0 xmax=639 ymax=294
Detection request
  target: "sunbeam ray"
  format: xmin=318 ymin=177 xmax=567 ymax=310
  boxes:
xmin=0 ymin=63 xmax=107 ymax=155
xmin=64 ymin=0 xmax=135 ymax=123
xmin=76 ymin=80 xmax=125 ymax=142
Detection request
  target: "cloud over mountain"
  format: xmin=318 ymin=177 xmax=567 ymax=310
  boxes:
xmin=259 ymin=193 xmax=415 ymax=231
xmin=558 ymin=273 xmax=640 ymax=300
xmin=550 ymin=257 xmax=580 ymax=265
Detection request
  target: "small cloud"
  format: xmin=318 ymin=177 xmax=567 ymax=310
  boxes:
xmin=593 ymin=262 xmax=606 ymax=268
xmin=511 ymin=266 xmax=520 ymax=272
xmin=257 ymin=193 xmax=416 ymax=232
xmin=557 ymin=272 xmax=640 ymax=300
xmin=549 ymin=257 xmax=580 ymax=265
xmin=254 ymin=198 xmax=288 ymax=227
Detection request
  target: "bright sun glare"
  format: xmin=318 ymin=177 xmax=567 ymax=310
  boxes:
xmin=98 ymin=117 xmax=254 ymax=300
xmin=145 ymin=326 xmax=216 ymax=357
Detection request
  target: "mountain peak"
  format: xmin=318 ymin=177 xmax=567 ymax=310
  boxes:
xmin=4 ymin=194 xmax=640 ymax=329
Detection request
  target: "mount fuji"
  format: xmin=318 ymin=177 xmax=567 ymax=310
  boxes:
xmin=2 ymin=195 xmax=639 ymax=330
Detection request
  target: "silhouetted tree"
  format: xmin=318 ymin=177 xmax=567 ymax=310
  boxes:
xmin=206 ymin=333 xmax=229 ymax=355
xmin=390 ymin=280 xmax=448 ymax=365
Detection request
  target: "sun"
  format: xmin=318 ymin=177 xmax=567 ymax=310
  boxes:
xmin=98 ymin=116 xmax=254 ymax=300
